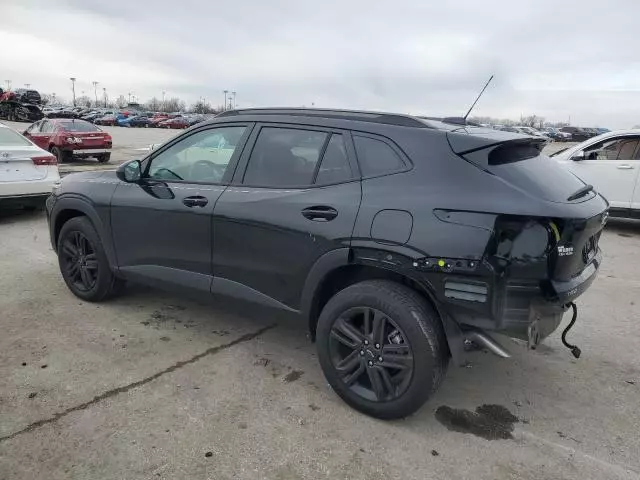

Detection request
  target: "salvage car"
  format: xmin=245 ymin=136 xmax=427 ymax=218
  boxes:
xmin=23 ymin=118 xmax=112 ymax=163
xmin=552 ymin=129 xmax=640 ymax=218
xmin=46 ymin=108 xmax=607 ymax=419
xmin=0 ymin=122 xmax=59 ymax=209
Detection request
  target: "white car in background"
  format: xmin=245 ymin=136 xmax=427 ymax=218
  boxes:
xmin=552 ymin=130 xmax=640 ymax=218
xmin=0 ymin=122 xmax=59 ymax=209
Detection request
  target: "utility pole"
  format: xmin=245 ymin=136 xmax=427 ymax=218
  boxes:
xmin=51 ymin=93 xmax=56 ymax=105
xmin=223 ymin=90 xmax=228 ymax=111
xmin=69 ymin=77 xmax=76 ymax=106
xmin=128 ymin=92 xmax=132 ymax=104
xmin=5 ymin=80 xmax=11 ymax=91
xmin=92 ymin=81 xmax=99 ymax=106
xmin=25 ymin=83 xmax=30 ymax=89
xmin=232 ymin=91 xmax=236 ymax=109
xmin=162 ymin=90 xmax=166 ymax=112
xmin=103 ymin=87 xmax=107 ymax=107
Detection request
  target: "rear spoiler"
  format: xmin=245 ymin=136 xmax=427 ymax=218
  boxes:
xmin=447 ymin=130 xmax=546 ymax=156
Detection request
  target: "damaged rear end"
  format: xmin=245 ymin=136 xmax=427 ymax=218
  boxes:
xmin=437 ymin=128 xmax=608 ymax=357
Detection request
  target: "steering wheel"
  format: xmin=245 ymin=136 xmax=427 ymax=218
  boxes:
xmin=190 ymin=160 xmax=226 ymax=182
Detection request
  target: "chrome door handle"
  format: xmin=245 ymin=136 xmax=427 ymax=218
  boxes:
xmin=617 ymin=164 xmax=634 ymax=169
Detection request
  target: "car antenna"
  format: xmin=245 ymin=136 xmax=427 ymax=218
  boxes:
xmin=463 ymin=74 xmax=494 ymax=121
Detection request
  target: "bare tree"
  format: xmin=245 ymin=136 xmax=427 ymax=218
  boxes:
xmin=145 ymin=97 xmax=162 ymax=112
xmin=163 ymin=97 xmax=185 ymax=112
xmin=76 ymin=95 xmax=93 ymax=108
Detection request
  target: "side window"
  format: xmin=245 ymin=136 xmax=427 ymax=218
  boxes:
xmin=315 ymin=134 xmax=352 ymax=185
xmin=353 ymin=135 xmax=405 ymax=177
xmin=584 ymin=137 xmax=640 ymax=160
xmin=26 ymin=122 xmax=41 ymax=134
xmin=40 ymin=121 xmax=54 ymax=134
xmin=147 ymin=126 xmax=247 ymax=183
xmin=243 ymin=127 xmax=327 ymax=187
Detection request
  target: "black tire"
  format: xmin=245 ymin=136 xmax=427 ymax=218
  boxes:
xmin=51 ymin=146 xmax=70 ymax=163
xmin=57 ymin=216 xmax=124 ymax=302
xmin=97 ymin=153 xmax=111 ymax=163
xmin=316 ymin=280 xmax=448 ymax=420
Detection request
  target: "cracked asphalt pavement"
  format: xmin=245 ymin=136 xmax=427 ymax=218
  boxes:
xmin=0 ymin=210 xmax=639 ymax=480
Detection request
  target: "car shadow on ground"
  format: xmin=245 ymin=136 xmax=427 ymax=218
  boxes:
xmin=606 ymin=217 xmax=640 ymax=235
xmin=0 ymin=207 xmax=46 ymax=225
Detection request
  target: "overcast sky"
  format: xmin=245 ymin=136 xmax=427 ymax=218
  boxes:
xmin=3 ymin=0 xmax=640 ymax=127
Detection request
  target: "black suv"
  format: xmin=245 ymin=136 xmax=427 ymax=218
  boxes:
xmin=46 ymin=108 xmax=608 ymax=419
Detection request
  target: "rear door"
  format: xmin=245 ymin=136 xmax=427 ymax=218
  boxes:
xmin=24 ymin=120 xmax=47 ymax=149
xmin=212 ymin=124 xmax=361 ymax=309
xmin=566 ymin=135 xmax=640 ymax=210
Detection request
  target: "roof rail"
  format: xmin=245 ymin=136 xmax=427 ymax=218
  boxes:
xmin=216 ymin=108 xmax=429 ymax=128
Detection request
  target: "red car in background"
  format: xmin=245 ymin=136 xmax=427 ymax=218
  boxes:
xmin=158 ymin=116 xmax=189 ymax=129
xmin=23 ymin=118 xmax=112 ymax=163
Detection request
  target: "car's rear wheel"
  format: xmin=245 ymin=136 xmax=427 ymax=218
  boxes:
xmin=51 ymin=146 xmax=70 ymax=163
xmin=57 ymin=217 xmax=123 ymax=302
xmin=97 ymin=153 xmax=111 ymax=163
xmin=316 ymin=280 xmax=448 ymax=419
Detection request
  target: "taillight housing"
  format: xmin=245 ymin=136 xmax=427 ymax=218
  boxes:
xmin=32 ymin=155 xmax=57 ymax=165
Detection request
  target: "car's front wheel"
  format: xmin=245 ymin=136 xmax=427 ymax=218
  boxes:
xmin=316 ymin=280 xmax=448 ymax=419
xmin=57 ymin=217 xmax=123 ymax=302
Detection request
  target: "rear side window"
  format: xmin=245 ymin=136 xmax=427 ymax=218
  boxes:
xmin=0 ymin=128 xmax=31 ymax=146
xmin=243 ymin=127 xmax=327 ymax=187
xmin=354 ymin=135 xmax=405 ymax=176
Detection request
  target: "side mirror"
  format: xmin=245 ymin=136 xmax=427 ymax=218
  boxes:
xmin=23 ymin=130 xmax=28 ymax=136
xmin=571 ymin=150 xmax=585 ymax=161
xmin=116 ymin=160 xmax=142 ymax=183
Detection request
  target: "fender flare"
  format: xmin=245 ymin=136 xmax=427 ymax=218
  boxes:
xmin=50 ymin=195 xmax=118 ymax=270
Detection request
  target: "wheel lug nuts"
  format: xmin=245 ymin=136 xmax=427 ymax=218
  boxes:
xmin=364 ymin=340 xmax=369 ymax=345
xmin=378 ymin=356 xmax=383 ymax=362
xmin=368 ymin=361 xmax=373 ymax=366
xmin=359 ymin=350 xmax=364 ymax=356
xmin=375 ymin=343 xmax=380 ymax=349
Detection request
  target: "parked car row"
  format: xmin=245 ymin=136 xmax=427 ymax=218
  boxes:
xmin=492 ymin=124 xmax=611 ymax=142
xmin=42 ymin=106 xmax=210 ymax=130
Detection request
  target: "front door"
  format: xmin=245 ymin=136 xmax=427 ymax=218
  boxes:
xmin=110 ymin=123 xmax=251 ymax=291
xmin=565 ymin=135 xmax=640 ymax=210
xmin=212 ymin=124 xmax=361 ymax=310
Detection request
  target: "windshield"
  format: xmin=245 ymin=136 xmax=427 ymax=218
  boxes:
xmin=59 ymin=121 xmax=101 ymax=132
xmin=0 ymin=128 xmax=32 ymax=146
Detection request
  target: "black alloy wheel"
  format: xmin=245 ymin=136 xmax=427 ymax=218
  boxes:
xmin=316 ymin=280 xmax=448 ymax=419
xmin=57 ymin=216 xmax=124 ymax=301
xmin=59 ymin=230 xmax=99 ymax=292
xmin=329 ymin=307 xmax=413 ymax=402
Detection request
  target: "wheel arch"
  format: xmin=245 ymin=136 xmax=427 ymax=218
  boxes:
xmin=51 ymin=196 xmax=117 ymax=270
xmin=302 ymin=248 xmax=465 ymax=363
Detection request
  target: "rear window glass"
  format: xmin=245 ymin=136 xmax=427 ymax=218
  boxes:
xmin=488 ymin=151 xmax=588 ymax=203
xmin=59 ymin=121 xmax=101 ymax=132
xmin=0 ymin=128 xmax=31 ymax=146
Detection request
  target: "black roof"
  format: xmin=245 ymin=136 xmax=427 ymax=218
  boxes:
xmin=216 ymin=108 xmax=430 ymax=128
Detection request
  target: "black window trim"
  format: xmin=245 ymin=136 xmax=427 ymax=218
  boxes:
xmin=140 ymin=122 xmax=254 ymax=186
xmin=351 ymin=131 xmax=413 ymax=180
xmin=232 ymin=122 xmax=360 ymax=189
